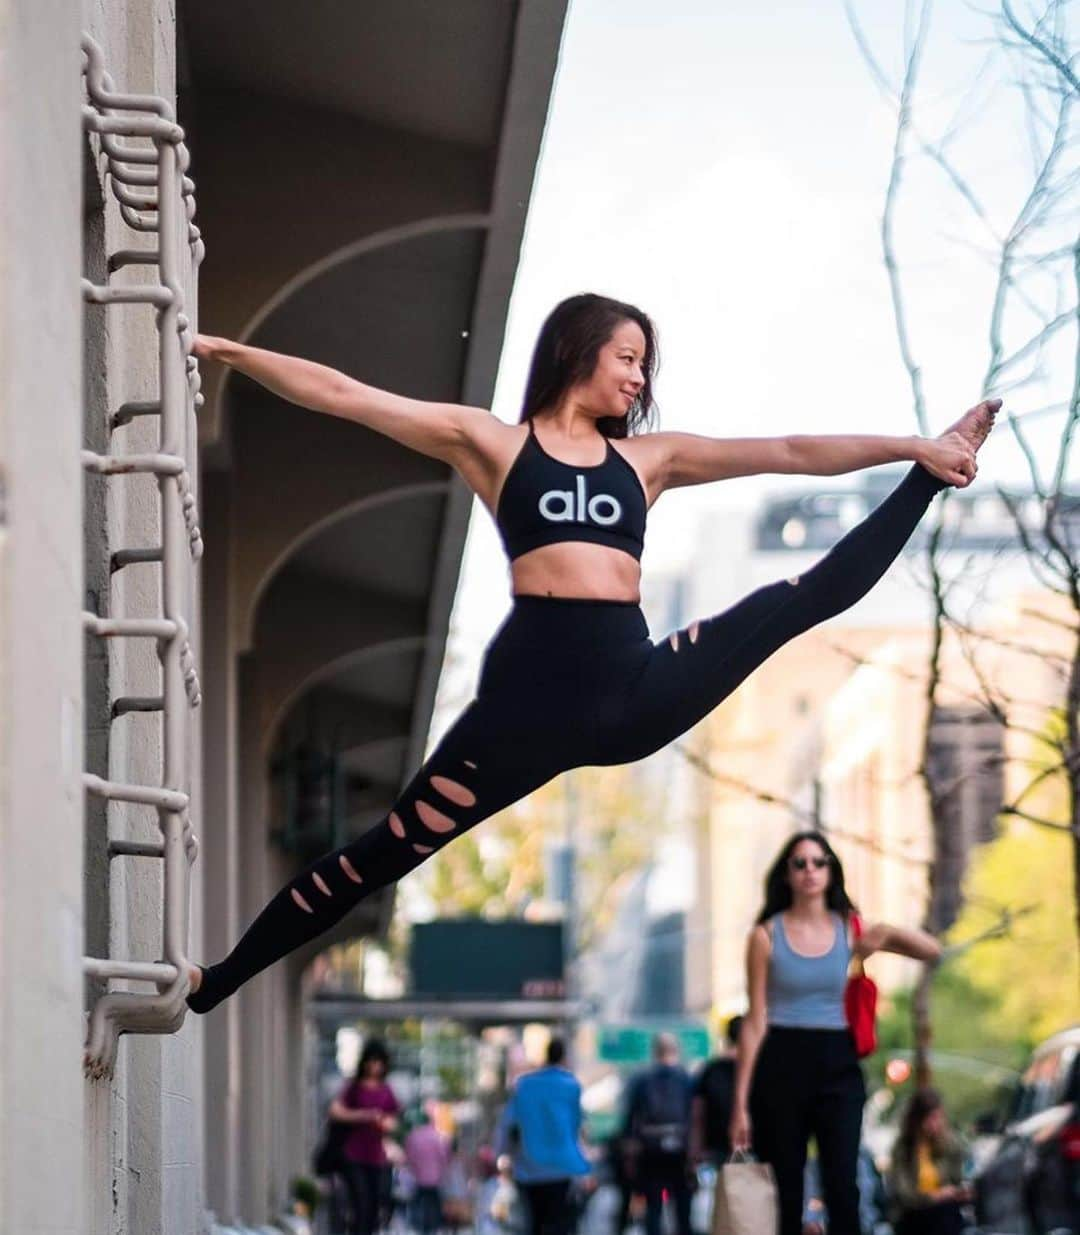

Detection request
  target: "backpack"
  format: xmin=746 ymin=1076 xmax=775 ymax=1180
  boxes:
xmin=634 ymin=1068 xmax=689 ymax=1154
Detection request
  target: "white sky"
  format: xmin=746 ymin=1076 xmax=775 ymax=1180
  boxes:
xmin=432 ymin=0 xmax=1076 ymax=734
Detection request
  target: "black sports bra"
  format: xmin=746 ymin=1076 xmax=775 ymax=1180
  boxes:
xmin=495 ymin=420 xmax=647 ymax=562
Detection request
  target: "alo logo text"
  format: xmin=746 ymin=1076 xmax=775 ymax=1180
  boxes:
xmin=538 ymin=475 xmax=622 ymax=526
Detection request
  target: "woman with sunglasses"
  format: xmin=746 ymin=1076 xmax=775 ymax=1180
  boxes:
xmin=730 ymin=831 xmax=942 ymax=1235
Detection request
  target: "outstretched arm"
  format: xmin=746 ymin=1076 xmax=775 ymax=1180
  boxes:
xmin=651 ymin=431 xmax=976 ymax=492
xmin=856 ymin=921 xmax=942 ymax=965
xmin=194 ymin=335 xmax=494 ymax=467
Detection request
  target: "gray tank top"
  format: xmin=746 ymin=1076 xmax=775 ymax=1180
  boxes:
xmin=766 ymin=913 xmax=850 ymax=1030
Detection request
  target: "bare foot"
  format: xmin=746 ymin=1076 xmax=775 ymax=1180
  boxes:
xmin=942 ymin=398 xmax=1000 ymax=453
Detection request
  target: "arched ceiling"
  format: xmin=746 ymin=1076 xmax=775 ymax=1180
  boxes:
xmin=250 ymin=225 xmax=487 ymax=395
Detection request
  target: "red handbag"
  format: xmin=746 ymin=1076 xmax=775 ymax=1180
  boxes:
xmin=844 ymin=914 xmax=878 ymax=1058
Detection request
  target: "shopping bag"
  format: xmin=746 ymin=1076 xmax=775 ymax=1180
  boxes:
xmin=712 ymin=1152 xmax=778 ymax=1235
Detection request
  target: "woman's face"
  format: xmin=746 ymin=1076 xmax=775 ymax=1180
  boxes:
xmin=575 ymin=318 xmax=646 ymax=420
xmin=363 ymin=1056 xmax=386 ymax=1081
xmin=922 ymin=1106 xmax=947 ymax=1139
xmin=785 ymin=839 xmax=832 ymax=898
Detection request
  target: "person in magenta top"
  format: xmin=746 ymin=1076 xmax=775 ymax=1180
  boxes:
xmin=329 ymin=1038 xmax=400 ymax=1235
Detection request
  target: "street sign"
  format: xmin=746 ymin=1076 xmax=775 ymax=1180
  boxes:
xmin=410 ymin=920 xmax=564 ymax=999
xmin=597 ymin=1022 xmax=711 ymax=1064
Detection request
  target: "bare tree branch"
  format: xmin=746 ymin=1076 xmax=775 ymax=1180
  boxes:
xmin=1001 ymin=0 xmax=1080 ymax=94
xmin=999 ymin=804 xmax=1076 ymax=832
xmin=672 ymin=743 xmax=930 ymax=868
xmin=939 ymin=901 xmax=1038 ymax=959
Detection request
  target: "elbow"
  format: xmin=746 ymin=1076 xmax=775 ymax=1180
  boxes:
xmin=746 ymin=1006 xmax=767 ymax=1036
xmin=780 ymin=436 xmax=815 ymax=475
xmin=324 ymin=370 xmax=356 ymax=411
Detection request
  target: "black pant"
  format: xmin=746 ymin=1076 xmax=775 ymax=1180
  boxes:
xmin=342 ymin=1161 xmax=382 ymax=1235
xmin=896 ymin=1200 xmax=965 ymax=1235
xmin=188 ymin=467 xmax=942 ymax=1013
xmin=751 ymin=1027 xmax=866 ymax=1235
xmin=411 ymin=1184 xmax=443 ymax=1235
xmin=640 ymin=1152 xmax=692 ymax=1235
xmin=519 ymin=1179 xmax=573 ymax=1235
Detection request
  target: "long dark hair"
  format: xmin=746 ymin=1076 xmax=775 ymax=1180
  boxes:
xmin=354 ymin=1037 xmax=390 ymax=1081
xmin=520 ymin=293 xmax=659 ymax=438
xmin=755 ymin=831 xmax=857 ymax=924
xmin=895 ymin=1088 xmax=944 ymax=1170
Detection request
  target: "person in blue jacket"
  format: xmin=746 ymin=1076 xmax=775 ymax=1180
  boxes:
xmin=497 ymin=1038 xmax=591 ymax=1235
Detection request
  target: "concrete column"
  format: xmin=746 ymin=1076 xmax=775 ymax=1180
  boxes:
xmin=201 ymin=473 xmax=243 ymax=1221
xmin=0 ymin=3 xmax=85 ymax=1234
xmin=237 ymin=651 xmax=275 ymax=1221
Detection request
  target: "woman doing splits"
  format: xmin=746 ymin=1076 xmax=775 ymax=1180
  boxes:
xmin=730 ymin=832 xmax=945 ymax=1235
xmin=187 ymin=293 xmax=996 ymax=1014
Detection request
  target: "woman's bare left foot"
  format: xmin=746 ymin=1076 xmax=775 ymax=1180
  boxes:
xmin=942 ymin=398 xmax=1000 ymax=453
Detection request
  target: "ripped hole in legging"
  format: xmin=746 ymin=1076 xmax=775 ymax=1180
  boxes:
xmin=338 ymin=855 xmax=363 ymax=884
xmin=416 ymin=799 xmax=457 ymax=834
xmin=430 ymin=775 xmax=476 ymax=808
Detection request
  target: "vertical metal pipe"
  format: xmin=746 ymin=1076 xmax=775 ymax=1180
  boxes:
xmin=157 ymin=136 xmax=187 ymax=977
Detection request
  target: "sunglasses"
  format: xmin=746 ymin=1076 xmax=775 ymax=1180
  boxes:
xmin=789 ymin=856 xmax=830 ymax=871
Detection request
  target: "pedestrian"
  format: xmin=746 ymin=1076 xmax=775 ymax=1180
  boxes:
xmin=329 ymin=1038 xmax=401 ymax=1235
xmin=730 ymin=831 xmax=944 ymax=1235
xmin=623 ymin=1032 xmax=695 ymax=1235
xmin=184 ymin=298 xmax=995 ymax=1015
xmin=497 ymin=1037 xmax=590 ymax=1235
xmin=608 ymin=1129 xmax=640 ymax=1235
xmin=477 ymin=1152 xmax=524 ymax=1235
xmin=689 ymin=1014 xmax=743 ymax=1165
xmin=857 ymin=1145 xmax=892 ymax=1235
xmin=442 ymin=1137 xmax=473 ymax=1233
xmin=406 ymin=1107 xmax=451 ymax=1235
xmin=888 ymin=1089 xmax=971 ymax=1235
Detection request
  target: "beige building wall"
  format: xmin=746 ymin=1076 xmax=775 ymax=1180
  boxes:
xmin=80 ymin=3 xmax=206 ymax=1234
xmin=0 ymin=1 xmax=86 ymax=1232
xmin=2 ymin=1 xmax=204 ymax=1232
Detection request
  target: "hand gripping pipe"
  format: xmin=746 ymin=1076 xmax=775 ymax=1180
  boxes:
xmin=80 ymin=35 xmax=205 ymax=1079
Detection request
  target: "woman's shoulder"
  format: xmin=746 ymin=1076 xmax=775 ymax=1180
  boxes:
xmin=366 ymin=1081 xmax=398 ymax=1109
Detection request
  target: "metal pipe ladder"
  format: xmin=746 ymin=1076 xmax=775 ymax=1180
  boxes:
xmin=81 ymin=34 xmax=205 ymax=1079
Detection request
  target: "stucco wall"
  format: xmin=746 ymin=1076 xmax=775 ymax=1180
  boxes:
xmin=0 ymin=1 xmax=86 ymax=1231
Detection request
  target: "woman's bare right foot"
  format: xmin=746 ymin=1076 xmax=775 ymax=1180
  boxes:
xmin=941 ymin=398 xmax=1000 ymax=453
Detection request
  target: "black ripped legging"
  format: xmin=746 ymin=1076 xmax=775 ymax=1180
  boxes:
xmin=188 ymin=464 xmax=942 ymax=1013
